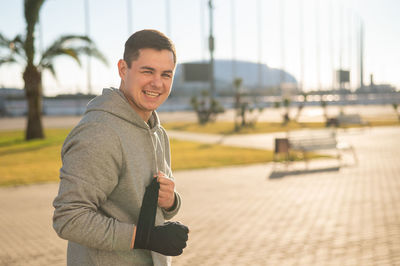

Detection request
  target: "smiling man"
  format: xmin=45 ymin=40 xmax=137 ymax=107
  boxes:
xmin=53 ymin=30 xmax=188 ymax=266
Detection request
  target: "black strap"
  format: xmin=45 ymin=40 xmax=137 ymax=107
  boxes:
xmin=135 ymin=178 xmax=159 ymax=248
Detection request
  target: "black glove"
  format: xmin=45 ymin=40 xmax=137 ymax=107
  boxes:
xmin=137 ymin=221 xmax=189 ymax=256
xmin=134 ymin=178 xmax=189 ymax=256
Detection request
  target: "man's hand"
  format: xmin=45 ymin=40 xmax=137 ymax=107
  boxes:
xmin=133 ymin=177 xmax=189 ymax=256
xmin=155 ymin=171 xmax=175 ymax=210
xmin=134 ymin=221 xmax=189 ymax=256
xmin=148 ymin=221 xmax=189 ymax=256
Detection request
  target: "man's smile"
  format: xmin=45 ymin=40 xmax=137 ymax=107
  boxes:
xmin=143 ymin=90 xmax=161 ymax=98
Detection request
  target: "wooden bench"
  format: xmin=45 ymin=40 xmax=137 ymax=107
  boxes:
xmin=337 ymin=114 xmax=368 ymax=127
xmin=273 ymin=129 xmax=357 ymax=167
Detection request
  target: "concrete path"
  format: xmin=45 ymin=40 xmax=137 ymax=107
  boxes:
xmin=0 ymin=126 xmax=399 ymax=265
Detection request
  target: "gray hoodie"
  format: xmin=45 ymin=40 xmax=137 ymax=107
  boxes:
xmin=53 ymin=88 xmax=181 ymax=266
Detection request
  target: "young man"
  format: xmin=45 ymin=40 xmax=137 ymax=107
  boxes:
xmin=53 ymin=29 xmax=188 ymax=266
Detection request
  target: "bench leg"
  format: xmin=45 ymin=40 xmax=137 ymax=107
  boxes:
xmin=337 ymin=145 xmax=358 ymax=166
xmin=302 ymin=151 xmax=309 ymax=170
xmin=350 ymin=146 xmax=358 ymax=165
xmin=337 ymin=149 xmax=342 ymax=167
xmin=273 ymin=151 xmax=290 ymax=171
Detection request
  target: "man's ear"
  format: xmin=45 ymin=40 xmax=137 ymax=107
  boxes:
xmin=118 ymin=59 xmax=128 ymax=79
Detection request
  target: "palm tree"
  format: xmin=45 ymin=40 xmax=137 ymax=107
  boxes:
xmin=0 ymin=0 xmax=108 ymax=140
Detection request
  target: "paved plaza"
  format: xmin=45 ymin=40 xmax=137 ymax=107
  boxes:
xmin=0 ymin=114 xmax=399 ymax=265
xmin=172 ymin=127 xmax=400 ymax=266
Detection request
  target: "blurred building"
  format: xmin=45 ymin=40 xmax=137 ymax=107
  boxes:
xmin=356 ymin=74 xmax=397 ymax=93
xmin=0 ymin=88 xmax=94 ymax=117
xmin=171 ymin=59 xmax=298 ymax=97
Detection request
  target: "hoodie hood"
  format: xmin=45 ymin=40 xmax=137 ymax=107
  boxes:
xmin=85 ymin=88 xmax=161 ymax=132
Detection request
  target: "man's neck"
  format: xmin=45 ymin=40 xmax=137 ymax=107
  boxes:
xmin=118 ymin=87 xmax=152 ymax=122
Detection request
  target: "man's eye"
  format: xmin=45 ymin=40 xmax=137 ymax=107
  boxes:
xmin=162 ymin=74 xmax=172 ymax=79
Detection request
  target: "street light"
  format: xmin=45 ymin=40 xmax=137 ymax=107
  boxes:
xmin=84 ymin=0 xmax=91 ymax=95
xmin=208 ymin=0 xmax=215 ymax=99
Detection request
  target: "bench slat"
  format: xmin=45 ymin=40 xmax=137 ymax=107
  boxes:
xmin=287 ymin=130 xmax=337 ymax=152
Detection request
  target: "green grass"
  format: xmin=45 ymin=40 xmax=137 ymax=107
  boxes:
xmin=345 ymin=119 xmax=399 ymax=128
xmin=162 ymin=119 xmax=400 ymax=135
xmin=162 ymin=121 xmax=326 ymax=135
xmin=170 ymin=139 xmax=273 ymax=170
xmin=0 ymin=129 xmax=70 ymax=186
xmin=0 ymin=128 xmax=276 ymax=187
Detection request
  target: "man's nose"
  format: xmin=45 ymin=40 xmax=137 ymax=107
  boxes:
xmin=151 ymin=75 xmax=163 ymax=88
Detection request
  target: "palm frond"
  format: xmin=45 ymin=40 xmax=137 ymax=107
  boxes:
xmin=10 ymin=35 xmax=25 ymax=55
xmin=39 ymin=34 xmax=109 ymax=73
xmin=0 ymin=33 xmax=9 ymax=47
xmin=0 ymin=57 xmax=17 ymax=65
xmin=41 ymin=62 xmax=57 ymax=79
xmin=73 ymin=46 xmax=109 ymax=66
xmin=0 ymin=34 xmax=24 ymax=53
xmin=41 ymin=47 xmax=82 ymax=67
xmin=0 ymin=34 xmax=26 ymax=66
xmin=41 ymin=35 xmax=91 ymax=57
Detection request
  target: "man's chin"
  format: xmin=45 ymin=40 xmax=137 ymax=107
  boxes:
xmin=143 ymin=103 xmax=162 ymax=112
xmin=145 ymin=99 xmax=166 ymax=110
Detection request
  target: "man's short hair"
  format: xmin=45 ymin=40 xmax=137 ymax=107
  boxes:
xmin=123 ymin=29 xmax=176 ymax=67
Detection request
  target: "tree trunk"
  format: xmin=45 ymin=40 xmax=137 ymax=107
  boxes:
xmin=23 ymin=65 xmax=44 ymax=140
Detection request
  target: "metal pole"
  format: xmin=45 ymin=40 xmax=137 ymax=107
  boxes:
xmin=231 ymin=0 xmax=236 ymax=81
xmin=348 ymin=9 xmax=353 ymax=91
xmin=330 ymin=0 xmax=335 ymax=90
xmin=84 ymin=0 xmax=92 ymax=95
xmin=280 ymin=0 xmax=285 ymax=92
xmin=339 ymin=4 xmax=343 ymax=76
xmin=208 ymin=0 xmax=215 ymax=99
xmin=166 ymin=0 xmax=171 ymax=36
xmin=299 ymin=0 xmax=304 ymax=92
xmin=360 ymin=20 xmax=364 ymax=90
xmin=257 ymin=0 xmax=262 ymax=90
xmin=127 ymin=0 xmax=132 ymax=35
xmin=315 ymin=0 xmax=321 ymax=91
xmin=201 ymin=0 xmax=206 ymax=61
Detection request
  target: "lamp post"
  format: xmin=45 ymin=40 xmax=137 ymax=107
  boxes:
xmin=279 ymin=0 xmax=285 ymax=93
xmin=257 ymin=0 xmax=263 ymax=91
xmin=208 ymin=0 xmax=215 ymax=99
xmin=359 ymin=20 xmax=364 ymax=91
xmin=299 ymin=0 xmax=304 ymax=92
xmin=127 ymin=0 xmax=132 ymax=35
xmin=231 ymin=0 xmax=236 ymax=82
xmin=315 ymin=0 xmax=321 ymax=91
xmin=84 ymin=0 xmax=91 ymax=95
xmin=166 ymin=0 xmax=171 ymax=36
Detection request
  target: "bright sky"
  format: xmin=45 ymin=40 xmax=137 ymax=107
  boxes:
xmin=0 ymin=0 xmax=399 ymax=96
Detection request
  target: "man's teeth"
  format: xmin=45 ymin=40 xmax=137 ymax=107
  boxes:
xmin=144 ymin=91 xmax=159 ymax=97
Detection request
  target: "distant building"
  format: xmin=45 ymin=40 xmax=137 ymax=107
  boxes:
xmin=0 ymin=88 xmax=24 ymax=97
xmin=172 ymin=59 xmax=298 ymax=97
xmin=356 ymin=74 xmax=397 ymax=93
xmin=0 ymin=88 xmax=25 ymax=116
xmin=0 ymin=88 xmax=95 ymax=117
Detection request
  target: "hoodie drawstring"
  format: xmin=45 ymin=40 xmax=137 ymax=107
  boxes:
xmin=149 ymin=129 xmax=166 ymax=175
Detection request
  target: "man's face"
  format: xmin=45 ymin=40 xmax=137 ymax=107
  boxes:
xmin=118 ymin=48 xmax=175 ymax=121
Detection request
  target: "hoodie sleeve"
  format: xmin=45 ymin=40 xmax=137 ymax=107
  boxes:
xmin=53 ymin=122 xmax=133 ymax=251
xmin=159 ymin=127 xmax=182 ymax=220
